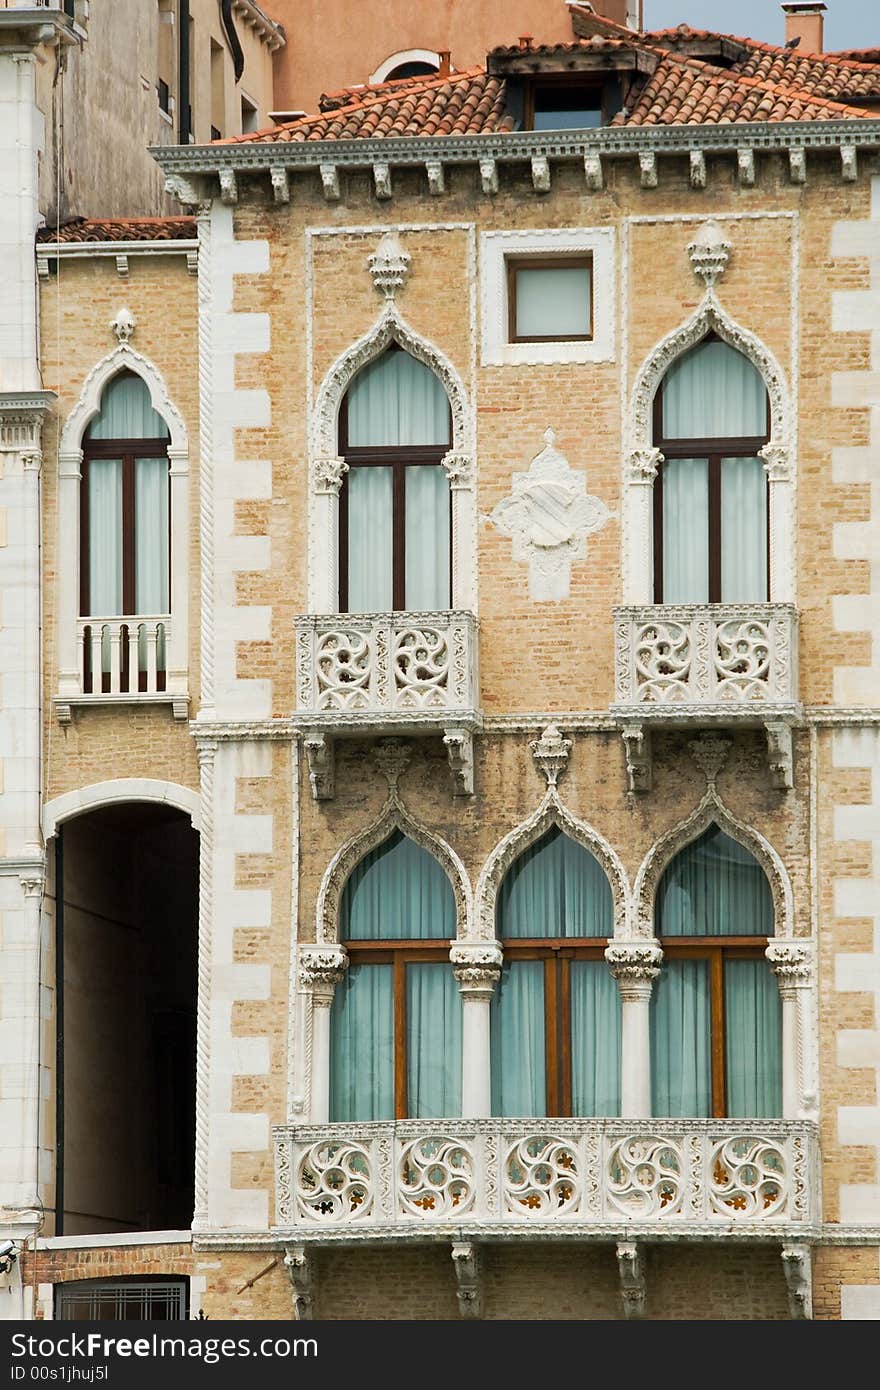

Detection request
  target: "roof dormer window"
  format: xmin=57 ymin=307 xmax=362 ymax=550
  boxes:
xmin=530 ymin=82 xmax=604 ymax=130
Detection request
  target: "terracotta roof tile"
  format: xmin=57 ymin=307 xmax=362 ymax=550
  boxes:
xmin=37 ymin=216 xmax=197 ymax=243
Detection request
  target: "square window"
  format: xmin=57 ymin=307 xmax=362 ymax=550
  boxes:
xmin=531 ymin=85 xmax=603 ymax=131
xmin=507 ymin=257 xmax=592 ymax=343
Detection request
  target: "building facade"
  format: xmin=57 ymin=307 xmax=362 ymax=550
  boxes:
xmin=2 ymin=5 xmax=880 ymax=1319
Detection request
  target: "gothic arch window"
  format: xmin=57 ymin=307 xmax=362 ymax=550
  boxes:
xmin=80 ymin=371 xmax=171 ymax=692
xmin=651 ymin=824 xmax=781 ymax=1118
xmin=329 ymin=830 xmax=461 ymax=1120
xmin=491 ymin=827 xmax=620 ymax=1117
xmin=653 ymin=335 xmax=770 ymax=604
xmin=338 ymin=347 xmax=452 ymax=612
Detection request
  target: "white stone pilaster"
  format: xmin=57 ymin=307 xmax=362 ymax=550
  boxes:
xmin=606 ymin=941 xmax=663 ymax=1116
xmin=298 ymin=946 xmax=348 ymax=1123
xmin=451 ymin=941 xmax=502 ymax=1118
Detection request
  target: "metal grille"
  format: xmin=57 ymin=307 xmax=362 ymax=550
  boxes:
xmin=55 ymin=1279 xmax=188 ymax=1321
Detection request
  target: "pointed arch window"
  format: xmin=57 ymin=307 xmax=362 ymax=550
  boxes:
xmin=651 ymin=824 xmax=781 ymax=1118
xmin=329 ymin=830 xmax=461 ymax=1121
xmin=491 ymin=827 xmax=620 ymax=1117
xmin=339 ymin=348 xmax=452 ymax=612
xmin=653 ymin=336 xmax=770 ymax=604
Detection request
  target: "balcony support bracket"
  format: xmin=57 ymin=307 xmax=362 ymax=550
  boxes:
xmin=451 ymin=1242 xmax=483 ymax=1319
xmin=444 ymin=727 xmax=474 ymax=797
xmin=781 ymin=1244 xmax=812 ymax=1320
xmin=303 ymin=732 xmax=335 ymax=801
xmin=284 ymin=1245 xmax=315 ymax=1320
xmin=622 ymin=723 xmax=652 ymax=793
xmin=765 ymin=719 xmax=794 ymax=791
xmin=616 ymin=1241 xmax=646 ymax=1319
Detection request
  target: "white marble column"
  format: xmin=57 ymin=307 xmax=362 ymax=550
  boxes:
xmin=450 ymin=941 xmax=502 ymax=1117
xmin=766 ymin=939 xmax=813 ymax=1119
xmin=299 ymin=946 xmax=348 ymax=1123
xmin=606 ymin=941 xmax=663 ymax=1117
xmin=308 ymin=459 xmax=347 ymax=613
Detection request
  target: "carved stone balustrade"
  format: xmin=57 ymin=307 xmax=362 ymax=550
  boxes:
xmin=295 ymin=611 xmax=480 ymax=798
xmin=612 ymin=604 xmax=800 ymax=791
xmin=273 ymin=1118 xmax=818 ymax=1240
xmin=55 ymin=614 xmax=189 ymax=723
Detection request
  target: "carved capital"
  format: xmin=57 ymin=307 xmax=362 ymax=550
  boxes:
xmin=605 ymin=941 xmax=663 ymax=1001
xmin=19 ymin=873 xmax=45 ymax=901
xmin=441 ymin=450 xmax=473 ymax=491
xmin=311 ymin=455 xmax=348 ymax=496
xmin=766 ymin=939 xmax=813 ymax=998
xmin=450 ymin=941 xmax=503 ymax=999
xmin=530 ymin=723 xmax=571 ymax=788
xmin=627 ymin=446 xmax=663 ymax=483
xmin=21 ymin=451 xmax=42 ymax=474
xmin=759 ymin=441 xmax=791 ymax=482
xmin=299 ymin=945 xmax=348 ymax=1004
xmin=368 ymin=231 xmax=410 ymax=298
xmin=196 ymin=737 xmax=219 ymax=772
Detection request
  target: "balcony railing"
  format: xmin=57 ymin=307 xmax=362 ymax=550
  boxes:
xmin=612 ymin=604 xmax=799 ymax=719
xmin=273 ymin=1118 xmax=819 ymax=1239
xmin=295 ymin=611 xmax=480 ymax=731
xmin=77 ymin=615 xmax=169 ymax=696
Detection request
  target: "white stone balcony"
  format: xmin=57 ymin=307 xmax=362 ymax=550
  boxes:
xmin=612 ymin=604 xmax=800 ymax=791
xmin=294 ymin=611 xmax=480 ymax=798
xmin=273 ymin=1117 xmax=818 ymax=1240
xmin=55 ymin=615 xmax=188 ymax=723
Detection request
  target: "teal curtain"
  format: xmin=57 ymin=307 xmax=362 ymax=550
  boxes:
xmin=498 ymin=827 xmax=613 ymax=939
xmin=347 ymin=466 xmax=393 ymax=611
xmin=651 ymin=959 xmax=712 ymax=1117
xmin=491 ymin=960 xmax=545 ymax=1116
xmin=725 ymin=959 xmax=782 ymax=1117
xmin=407 ymin=963 xmax=461 ymax=1117
xmin=721 ymin=455 xmax=767 ymax=602
xmin=661 ymin=339 xmax=767 ymax=439
xmin=86 ymin=372 xmax=169 ymax=440
xmin=656 ymin=826 xmax=772 ymax=937
xmin=134 ymin=458 xmax=169 ymax=614
xmin=330 ymin=831 xmax=460 ymax=1122
xmin=330 ymin=964 xmax=394 ymax=1121
xmin=570 ymin=961 xmax=621 ymax=1116
xmin=404 ymin=465 xmax=449 ymax=609
xmin=88 ymin=458 xmax=123 ymax=615
xmin=662 ymin=457 xmax=709 ymax=604
xmin=347 ymin=350 xmax=449 ymax=446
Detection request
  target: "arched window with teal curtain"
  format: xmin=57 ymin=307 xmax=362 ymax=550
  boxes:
xmin=653 ymin=335 xmax=770 ymax=604
xmin=329 ymin=829 xmax=461 ymax=1121
xmin=491 ymin=826 xmax=620 ymax=1117
xmin=651 ymin=823 xmax=781 ymax=1119
xmin=339 ymin=347 xmax=452 ymax=613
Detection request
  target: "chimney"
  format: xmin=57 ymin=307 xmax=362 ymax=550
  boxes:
xmin=781 ymin=3 xmax=826 ymax=54
xmin=518 ymin=34 xmax=534 ymax=52
xmin=437 ymin=49 xmax=451 ymax=77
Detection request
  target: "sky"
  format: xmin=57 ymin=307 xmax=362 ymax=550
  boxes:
xmin=643 ymin=1 xmax=879 ymax=50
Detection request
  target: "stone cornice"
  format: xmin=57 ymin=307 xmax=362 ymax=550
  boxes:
xmin=0 ymin=10 xmax=77 ymax=48
xmin=152 ymin=118 xmax=880 ymax=183
xmin=0 ymin=391 xmax=56 ymax=417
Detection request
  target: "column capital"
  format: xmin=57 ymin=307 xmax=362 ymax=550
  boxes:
xmin=605 ymin=940 xmax=663 ymax=1002
xmin=299 ymin=944 xmax=348 ymax=1005
xmin=766 ymin=939 xmax=814 ymax=998
xmin=450 ymin=940 xmax=502 ymax=999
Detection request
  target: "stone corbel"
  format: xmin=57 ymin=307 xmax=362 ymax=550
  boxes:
xmin=443 ymin=728 xmax=474 ymax=797
xmin=450 ymin=940 xmax=503 ymax=1001
xmin=218 ymin=168 xmax=238 ymax=205
xmin=303 ymin=732 xmax=335 ymax=800
xmin=639 ymin=151 xmax=657 ymax=189
xmin=164 ymin=172 xmax=209 ymax=206
xmin=530 ymin=723 xmax=571 ymax=789
xmin=115 ymin=254 xmax=129 ymax=278
xmin=621 ymin=723 xmax=652 ymax=793
xmin=284 ymin=1246 xmax=314 ymax=1320
xmin=840 ymin=145 xmax=857 ymax=183
xmin=373 ymin=162 xmax=392 ymax=200
xmin=451 ymin=1242 xmax=483 ymax=1319
xmin=616 ymin=1242 xmax=646 ymax=1319
xmin=789 ymin=148 xmax=806 ymax=185
xmin=479 ymin=159 xmax=498 ymax=196
xmin=320 ymin=164 xmax=340 ymax=201
xmin=270 ymin=165 xmax=290 ymax=203
xmin=531 ymin=156 xmax=551 ymax=193
xmin=737 ymin=147 xmax=755 ymax=186
xmin=765 ymin=720 xmax=794 ymax=791
xmin=689 ymin=150 xmax=706 ymax=190
xmin=584 ymin=152 xmax=603 ymax=190
xmin=781 ymin=1245 xmax=812 ymax=1320
xmin=426 ymin=160 xmax=445 ymax=195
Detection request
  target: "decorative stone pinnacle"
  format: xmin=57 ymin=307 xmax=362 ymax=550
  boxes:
xmin=687 ymin=220 xmax=732 ymax=290
xmin=688 ymin=735 xmax=731 ymax=786
xmin=530 ymin=724 xmax=572 ymax=788
xmin=111 ymin=307 xmax=136 ymax=343
xmin=373 ymin=738 xmax=412 ymax=790
xmin=368 ymin=231 xmax=411 ymax=299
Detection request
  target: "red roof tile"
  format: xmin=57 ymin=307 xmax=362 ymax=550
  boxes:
xmin=37 ymin=216 xmax=197 ymax=243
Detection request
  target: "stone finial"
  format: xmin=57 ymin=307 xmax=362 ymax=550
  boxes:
xmin=368 ymin=231 xmax=410 ymax=298
xmin=373 ymin=738 xmax=411 ymax=791
xmin=688 ymin=734 xmax=731 ymax=787
xmin=687 ymin=220 xmax=731 ymax=289
xmin=111 ymin=307 xmax=136 ymax=343
xmin=530 ymin=724 xmax=572 ymax=788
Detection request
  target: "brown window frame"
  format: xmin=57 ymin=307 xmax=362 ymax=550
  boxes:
xmin=652 ymin=336 xmax=771 ymax=604
xmin=497 ymin=937 xmax=611 ymax=1116
xmin=524 ymin=77 xmax=606 ymax=131
xmin=337 ymin=364 xmax=453 ymax=613
xmin=506 ymin=254 xmax=594 ymax=344
xmin=342 ymin=938 xmax=455 ymax=1120
xmin=656 ymin=936 xmax=771 ymax=1118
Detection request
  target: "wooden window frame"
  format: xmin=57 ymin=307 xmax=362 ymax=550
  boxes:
xmin=657 ymin=937 xmax=771 ymax=1118
xmin=652 ymin=335 xmax=771 ymax=604
xmin=499 ymin=938 xmax=610 ymax=1117
xmin=524 ymin=77 xmax=606 ymax=132
xmin=337 ymin=375 xmax=453 ymax=614
xmin=343 ymin=938 xmax=455 ymax=1120
xmin=506 ymin=254 xmax=594 ymax=345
